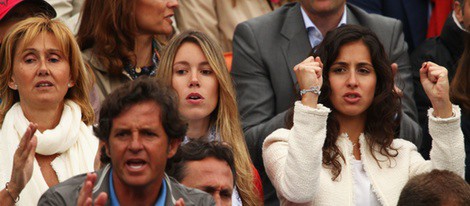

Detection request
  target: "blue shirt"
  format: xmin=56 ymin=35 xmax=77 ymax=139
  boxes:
xmin=301 ymin=5 xmax=348 ymax=48
xmin=109 ymin=169 xmax=167 ymax=206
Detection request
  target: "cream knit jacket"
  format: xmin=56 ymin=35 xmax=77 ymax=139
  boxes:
xmin=263 ymin=102 xmax=465 ymax=206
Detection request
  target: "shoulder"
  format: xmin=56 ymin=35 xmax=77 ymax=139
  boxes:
xmin=167 ymin=176 xmax=215 ymax=205
xmin=236 ymin=2 xmax=297 ymax=33
xmin=347 ymin=3 xmax=401 ymax=32
xmin=39 ymin=172 xmax=88 ymax=205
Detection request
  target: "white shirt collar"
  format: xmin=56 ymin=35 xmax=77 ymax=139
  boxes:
xmin=301 ymin=5 xmax=348 ymax=47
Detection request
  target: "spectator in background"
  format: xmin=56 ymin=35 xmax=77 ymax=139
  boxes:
xmin=347 ymin=0 xmax=429 ymax=53
xmin=169 ymin=140 xmax=237 ymax=206
xmin=231 ymin=1 xmax=421 ymax=204
xmin=158 ymin=30 xmax=262 ymax=206
xmin=411 ymin=0 xmax=469 ymax=161
xmin=0 ymin=0 xmax=56 ymax=44
xmin=263 ymin=25 xmax=464 ymax=206
xmin=450 ymin=33 xmax=470 ymax=183
xmin=397 ymin=170 xmax=470 ymax=206
xmin=0 ymin=16 xmax=98 ymax=205
xmin=76 ymin=0 xmax=178 ymax=111
xmin=175 ymin=0 xmax=292 ymax=52
xmin=47 ymin=0 xmax=83 ymax=34
xmin=39 ymin=78 xmax=215 ymax=205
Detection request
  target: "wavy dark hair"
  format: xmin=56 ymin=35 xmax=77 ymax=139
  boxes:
xmin=290 ymin=25 xmax=401 ymax=180
xmin=451 ymin=33 xmax=470 ymax=114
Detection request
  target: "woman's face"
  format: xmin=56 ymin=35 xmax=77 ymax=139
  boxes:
xmin=9 ymin=32 xmax=73 ymax=108
xmin=135 ymin=0 xmax=178 ymax=36
xmin=171 ymin=42 xmax=219 ymax=123
xmin=328 ymin=40 xmax=376 ymax=118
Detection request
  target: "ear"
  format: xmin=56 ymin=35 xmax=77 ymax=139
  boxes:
xmin=167 ymin=138 xmax=181 ymax=158
xmin=455 ymin=1 xmax=464 ymax=23
xmin=8 ymin=78 xmax=17 ymax=90
xmin=68 ymin=81 xmax=75 ymax=88
xmin=104 ymin=141 xmax=111 ymax=157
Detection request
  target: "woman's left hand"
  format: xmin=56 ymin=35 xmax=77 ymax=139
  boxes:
xmin=419 ymin=61 xmax=453 ymax=118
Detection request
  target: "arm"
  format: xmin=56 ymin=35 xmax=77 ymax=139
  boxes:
xmin=48 ymin=0 xmax=83 ymax=34
xmin=389 ymin=20 xmax=422 ymax=145
xmin=231 ymin=22 xmax=289 ymax=167
xmin=263 ymin=102 xmax=330 ymax=203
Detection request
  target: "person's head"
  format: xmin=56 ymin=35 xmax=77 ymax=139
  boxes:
xmin=0 ymin=16 xmax=94 ymax=125
xmin=77 ymin=0 xmax=178 ymax=75
xmin=158 ymin=30 xmax=262 ymax=205
xmin=170 ymin=140 xmax=236 ymax=206
xmin=94 ymin=77 xmax=187 ymax=189
xmin=313 ymin=25 xmax=400 ymax=180
xmin=299 ymin=0 xmax=346 ymax=17
xmin=0 ymin=0 xmax=56 ymax=43
xmin=397 ymin=170 xmax=470 ymax=206
xmin=454 ymin=0 xmax=470 ymax=31
xmin=451 ymin=32 xmax=470 ymax=113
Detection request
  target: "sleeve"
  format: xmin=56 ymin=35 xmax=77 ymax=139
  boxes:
xmin=174 ymin=0 xmax=219 ymax=44
xmin=231 ymin=22 xmax=290 ymax=168
xmin=408 ymin=105 xmax=465 ymax=178
xmin=37 ymin=189 xmax=67 ymax=206
xmin=48 ymin=0 xmax=83 ymax=34
xmin=262 ymin=102 xmax=330 ymax=203
xmin=389 ymin=20 xmax=423 ymax=146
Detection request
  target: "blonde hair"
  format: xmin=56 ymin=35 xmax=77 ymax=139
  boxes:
xmin=158 ymin=30 xmax=262 ymax=206
xmin=0 ymin=16 xmax=95 ymax=125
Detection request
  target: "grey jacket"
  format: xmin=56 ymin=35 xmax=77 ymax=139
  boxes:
xmin=38 ymin=164 xmax=215 ymax=206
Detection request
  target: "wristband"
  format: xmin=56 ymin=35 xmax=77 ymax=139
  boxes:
xmin=5 ymin=182 xmax=19 ymax=203
xmin=300 ymin=86 xmax=321 ymax=96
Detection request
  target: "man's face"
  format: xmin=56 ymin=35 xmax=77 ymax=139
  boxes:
xmin=105 ymin=101 xmax=180 ymax=189
xmin=455 ymin=0 xmax=470 ymax=30
xmin=300 ymin=0 xmax=346 ymax=17
xmin=180 ymin=157 xmax=234 ymax=206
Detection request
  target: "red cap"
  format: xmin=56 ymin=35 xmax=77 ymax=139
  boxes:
xmin=0 ymin=0 xmax=56 ymax=20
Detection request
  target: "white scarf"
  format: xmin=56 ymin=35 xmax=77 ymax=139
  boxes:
xmin=0 ymin=100 xmax=98 ymax=205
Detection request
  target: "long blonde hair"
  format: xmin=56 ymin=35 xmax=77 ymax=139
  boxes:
xmin=158 ymin=30 xmax=262 ymax=206
xmin=0 ymin=16 xmax=95 ymax=125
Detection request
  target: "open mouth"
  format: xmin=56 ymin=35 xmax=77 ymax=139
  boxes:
xmin=186 ymin=93 xmax=203 ymax=100
xmin=35 ymin=81 xmax=53 ymax=88
xmin=126 ymin=159 xmax=147 ymax=170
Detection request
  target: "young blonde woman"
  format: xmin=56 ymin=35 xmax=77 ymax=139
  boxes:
xmin=158 ymin=30 xmax=262 ymax=206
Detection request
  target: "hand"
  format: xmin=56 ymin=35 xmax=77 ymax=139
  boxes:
xmin=8 ymin=123 xmax=38 ymax=198
xmin=77 ymin=173 xmax=107 ymax=206
xmin=175 ymin=198 xmax=185 ymax=206
xmin=419 ymin=61 xmax=453 ymax=118
xmin=294 ymin=56 xmax=323 ymax=108
xmin=391 ymin=63 xmax=403 ymax=97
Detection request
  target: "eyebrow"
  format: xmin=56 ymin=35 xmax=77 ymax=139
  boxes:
xmin=173 ymin=61 xmax=211 ymax=67
xmin=22 ymin=48 xmax=63 ymax=54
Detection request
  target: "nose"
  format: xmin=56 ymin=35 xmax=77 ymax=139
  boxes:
xmin=37 ymin=60 xmax=50 ymax=76
xmin=212 ymin=192 xmax=222 ymax=206
xmin=129 ymin=132 xmax=144 ymax=153
xmin=346 ymin=71 xmax=358 ymax=88
xmin=189 ymin=71 xmax=200 ymax=87
xmin=167 ymin=0 xmax=178 ymax=8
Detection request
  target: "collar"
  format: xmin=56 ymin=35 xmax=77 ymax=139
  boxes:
xmin=300 ymin=5 xmax=347 ymax=47
xmin=452 ymin=11 xmax=469 ymax=33
xmin=108 ymin=168 xmax=167 ymax=206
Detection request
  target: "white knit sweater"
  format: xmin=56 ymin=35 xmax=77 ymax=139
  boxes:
xmin=263 ymin=102 xmax=465 ymax=206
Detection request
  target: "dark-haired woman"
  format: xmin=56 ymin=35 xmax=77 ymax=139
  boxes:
xmin=262 ymin=25 xmax=465 ymax=206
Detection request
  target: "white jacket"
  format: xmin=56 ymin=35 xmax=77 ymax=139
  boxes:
xmin=263 ymin=101 xmax=465 ymax=206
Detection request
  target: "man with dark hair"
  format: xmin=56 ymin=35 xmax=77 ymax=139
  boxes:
xmin=0 ymin=0 xmax=56 ymax=43
xmin=168 ymin=140 xmax=237 ymax=206
xmin=397 ymin=170 xmax=470 ymax=206
xmin=38 ymin=77 xmax=215 ymax=205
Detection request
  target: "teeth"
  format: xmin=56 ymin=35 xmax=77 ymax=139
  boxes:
xmin=128 ymin=162 xmax=144 ymax=169
xmin=38 ymin=83 xmax=51 ymax=87
xmin=347 ymin=94 xmax=357 ymax=98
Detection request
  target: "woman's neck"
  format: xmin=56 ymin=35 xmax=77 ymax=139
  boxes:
xmin=134 ymin=35 xmax=153 ymax=68
xmin=186 ymin=117 xmax=211 ymax=139
xmin=21 ymin=102 xmax=64 ymax=133
xmin=336 ymin=113 xmax=366 ymax=143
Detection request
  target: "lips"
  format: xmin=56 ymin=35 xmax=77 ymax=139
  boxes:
xmin=186 ymin=93 xmax=204 ymax=104
xmin=126 ymin=159 xmax=147 ymax=171
xmin=343 ymin=92 xmax=361 ymax=104
xmin=35 ymin=80 xmax=53 ymax=88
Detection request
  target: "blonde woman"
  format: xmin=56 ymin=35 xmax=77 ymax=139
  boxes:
xmin=0 ymin=17 xmax=98 ymax=205
xmin=158 ymin=30 xmax=262 ymax=206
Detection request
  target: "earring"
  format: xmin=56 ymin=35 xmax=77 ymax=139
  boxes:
xmin=13 ymin=84 xmax=18 ymax=90
xmin=67 ymin=83 xmax=72 ymax=87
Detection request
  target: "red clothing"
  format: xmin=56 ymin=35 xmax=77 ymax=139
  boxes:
xmin=427 ymin=0 xmax=453 ymax=38
xmin=252 ymin=164 xmax=264 ymax=202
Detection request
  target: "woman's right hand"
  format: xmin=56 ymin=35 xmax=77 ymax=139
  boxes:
xmin=8 ymin=123 xmax=38 ymax=199
xmin=293 ymin=56 xmax=323 ymax=108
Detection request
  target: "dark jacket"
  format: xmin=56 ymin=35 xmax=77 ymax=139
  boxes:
xmin=38 ymin=164 xmax=215 ymax=206
xmin=411 ymin=14 xmax=465 ymax=160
